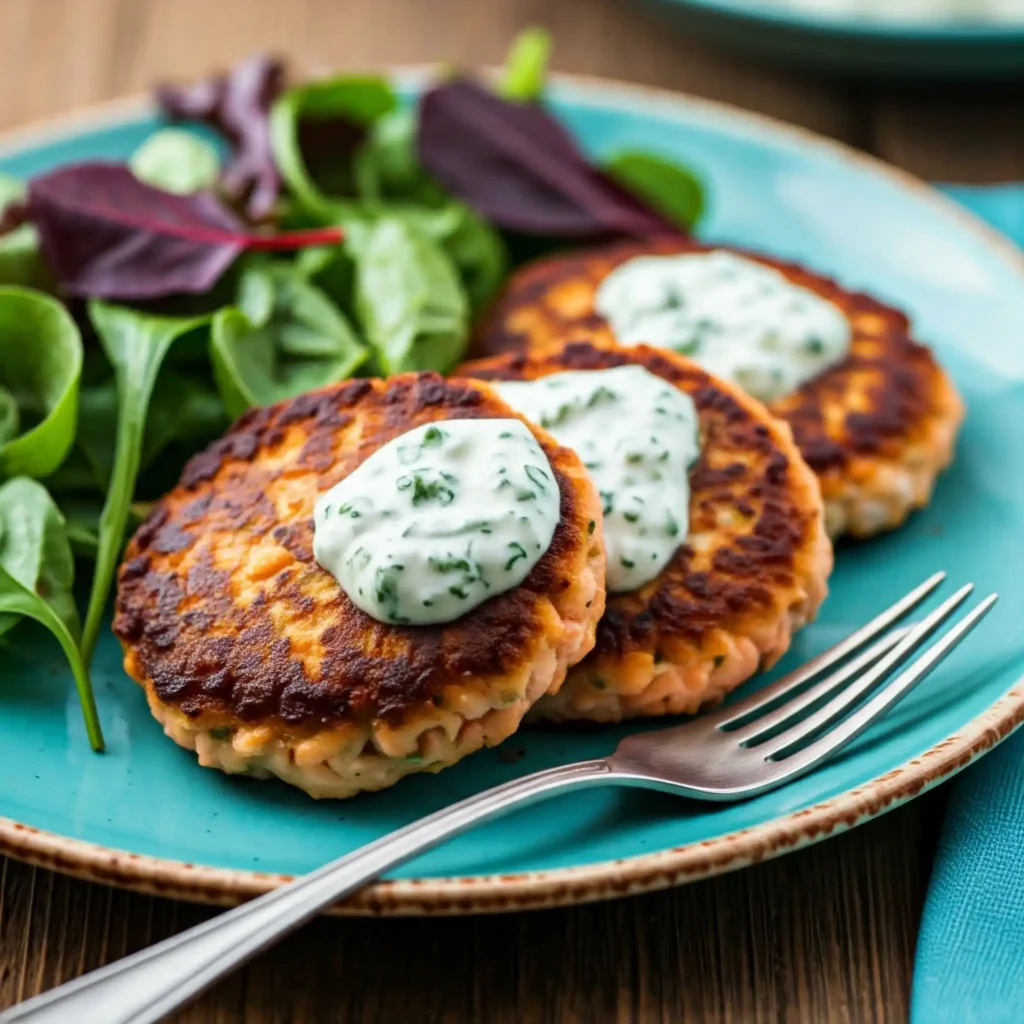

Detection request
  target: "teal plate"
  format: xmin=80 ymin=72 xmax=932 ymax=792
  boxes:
xmin=632 ymin=0 xmax=1024 ymax=78
xmin=1 ymin=76 xmax=1023 ymax=915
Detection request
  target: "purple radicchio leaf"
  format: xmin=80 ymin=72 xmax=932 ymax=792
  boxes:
xmin=417 ymin=78 xmax=677 ymax=240
xmin=17 ymin=163 xmax=341 ymax=301
xmin=156 ymin=53 xmax=286 ymax=222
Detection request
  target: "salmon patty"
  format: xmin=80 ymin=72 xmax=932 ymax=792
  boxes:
xmin=460 ymin=342 xmax=832 ymax=723
xmin=471 ymin=237 xmax=963 ymax=539
xmin=114 ymin=373 xmax=606 ymax=798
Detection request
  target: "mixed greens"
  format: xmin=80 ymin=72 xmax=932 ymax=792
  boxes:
xmin=0 ymin=28 xmax=705 ymax=750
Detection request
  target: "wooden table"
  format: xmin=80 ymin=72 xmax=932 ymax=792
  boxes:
xmin=0 ymin=1 xmax=1019 ymax=1020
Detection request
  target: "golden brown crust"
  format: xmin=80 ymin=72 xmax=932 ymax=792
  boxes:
xmin=471 ymin=237 xmax=963 ymax=537
xmin=459 ymin=341 xmax=831 ymax=721
xmin=114 ymin=373 xmax=604 ymax=739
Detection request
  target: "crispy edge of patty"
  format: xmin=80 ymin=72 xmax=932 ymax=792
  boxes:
xmin=115 ymin=373 xmax=607 ymax=798
xmin=471 ymin=236 xmax=964 ymax=539
xmin=459 ymin=341 xmax=832 ymax=723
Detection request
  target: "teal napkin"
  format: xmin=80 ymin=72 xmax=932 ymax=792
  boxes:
xmin=910 ymin=185 xmax=1024 ymax=1024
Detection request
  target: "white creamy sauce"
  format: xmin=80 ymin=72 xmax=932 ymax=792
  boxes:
xmin=594 ymin=250 xmax=851 ymax=405
xmin=497 ymin=365 xmax=699 ymax=593
xmin=313 ymin=419 xmax=560 ymax=626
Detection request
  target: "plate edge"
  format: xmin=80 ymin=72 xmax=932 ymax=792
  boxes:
xmin=4 ymin=684 xmax=1023 ymax=916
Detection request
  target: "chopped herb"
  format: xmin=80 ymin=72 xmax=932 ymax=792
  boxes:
xmin=429 ymin=556 xmax=471 ymax=573
xmin=585 ymin=385 xmax=617 ymax=408
xmin=409 ymin=474 xmax=456 ymax=506
xmin=423 ymin=425 xmax=447 ymax=446
xmin=524 ymin=464 xmax=549 ymax=491
xmin=209 ymin=726 xmax=231 ymax=740
xmin=620 ymin=556 xmax=635 ymax=569
xmin=449 ymin=585 xmax=468 ymax=599
xmin=504 ymin=541 xmax=528 ymax=571
xmin=516 ymin=489 xmax=536 ymax=501
xmin=591 ymin=677 xmax=607 ymax=690
xmin=623 ymin=511 xmax=639 ymax=523
xmin=713 ymin=654 xmax=725 ymax=669
xmin=587 ymin=520 xmax=596 ymax=535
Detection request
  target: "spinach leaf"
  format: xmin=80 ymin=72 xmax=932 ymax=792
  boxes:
xmin=270 ymin=76 xmax=396 ymax=222
xmin=0 ymin=476 xmax=102 ymax=750
xmin=210 ymin=262 xmax=367 ymax=419
xmin=79 ymin=301 xmax=211 ymax=664
xmin=500 ymin=26 xmax=551 ymax=103
xmin=130 ymin=127 xmax=221 ymax=195
xmin=353 ymin=114 xmax=508 ymax=312
xmin=603 ymin=151 xmax=706 ymax=231
xmin=0 ymin=287 xmax=83 ymax=479
xmin=0 ymin=175 xmax=48 ymax=289
xmin=407 ymin=203 xmax=507 ymax=313
xmin=354 ymin=108 xmax=440 ymax=205
xmin=294 ymin=244 xmax=355 ymax=313
xmin=351 ymin=216 xmax=468 ymax=374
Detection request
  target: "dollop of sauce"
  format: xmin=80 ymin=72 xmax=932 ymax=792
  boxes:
xmin=594 ymin=250 xmax=851 ymax=404
xmin=313 ymin=419 xmax=560 ymax=626
xmin=497 ymin=365 xmax=699 ymax=593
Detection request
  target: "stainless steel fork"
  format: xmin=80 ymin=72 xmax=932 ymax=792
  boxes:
xmin=0 ymin=571 xmax=997 ymax=1024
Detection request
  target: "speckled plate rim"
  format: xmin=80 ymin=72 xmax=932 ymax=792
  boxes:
xmin=1 ymin=72 xmax=1023 ymax=916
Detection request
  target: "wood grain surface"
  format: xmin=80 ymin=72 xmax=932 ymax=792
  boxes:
xmin=0 ymin=0 xmax=1019 ymax=1021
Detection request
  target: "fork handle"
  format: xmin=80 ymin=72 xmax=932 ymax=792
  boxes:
xmin=0 ymin=759 xmax=612 ymax=1024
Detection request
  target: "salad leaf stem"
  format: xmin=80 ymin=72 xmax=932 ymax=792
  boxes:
xmin=79 ymin=302 xmax=211 ymax=666
xmin=0 ymin=584 xmax=103 ymax=750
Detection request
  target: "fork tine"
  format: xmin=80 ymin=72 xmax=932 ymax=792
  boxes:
xmin=758 ymin=583 xmax=976 ymax=761
xmin=730 ymin=626 xmax=911 ymax=745
xmin=709 ymin=571 xmax=946 ymax=729
xmin=763 ymin=594 xmax=998 ymax=784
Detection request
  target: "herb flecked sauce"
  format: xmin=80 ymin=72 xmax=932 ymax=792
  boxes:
xmin=595 ymin=250 xmax=851 ymax=404
xmin=497 ymin=365 xmax=699 ymax=593
xmin=313 ymin=419 xmax=560 ymax=625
